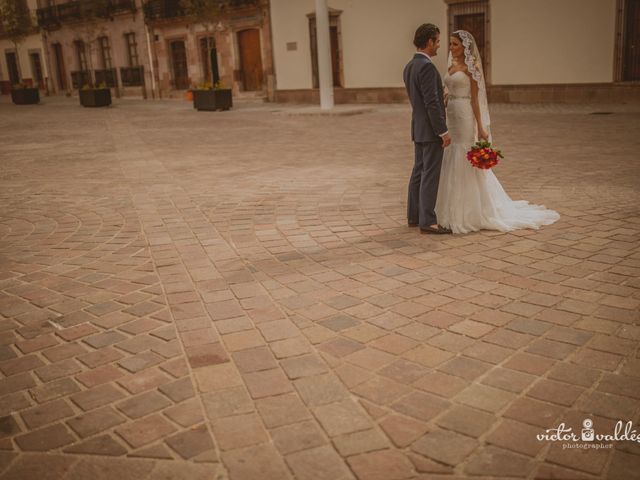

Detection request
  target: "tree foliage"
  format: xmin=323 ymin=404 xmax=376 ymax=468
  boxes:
xmin=0 ymin=0 xmax=33 ymax=81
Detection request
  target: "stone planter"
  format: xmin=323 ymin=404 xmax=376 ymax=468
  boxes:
xmin=79 ymin=88 xmax=112 ymax=107
xmin=192 ymin=89 xmax=232 ymax=111
xmin=11 ymin=88 xmax=40 ymax=105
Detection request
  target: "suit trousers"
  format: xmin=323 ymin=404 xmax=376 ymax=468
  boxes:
xmin=407 ymin=141 xmax=444 ymax=227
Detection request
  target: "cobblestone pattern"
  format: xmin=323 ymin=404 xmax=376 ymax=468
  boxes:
xmin=0 ymin=98 xmax=639 ymax=479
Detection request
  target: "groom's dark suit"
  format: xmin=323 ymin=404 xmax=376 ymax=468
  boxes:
xmin=403 ymin=53 xmax=448 ymax=228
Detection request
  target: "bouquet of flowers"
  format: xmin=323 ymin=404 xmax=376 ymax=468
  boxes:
xmin=466 ymin=140 xmax=504 ymax=170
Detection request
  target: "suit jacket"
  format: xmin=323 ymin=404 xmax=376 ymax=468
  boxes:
xmin=403 ymin=53 xmax=447 ymax=143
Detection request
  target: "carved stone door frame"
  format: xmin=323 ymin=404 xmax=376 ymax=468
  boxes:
xmin=445 ymin=0 xmax=491 ymax=85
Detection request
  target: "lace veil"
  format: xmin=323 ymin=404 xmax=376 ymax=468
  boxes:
xmin=448 ymin=30 xmax=491 ymax=141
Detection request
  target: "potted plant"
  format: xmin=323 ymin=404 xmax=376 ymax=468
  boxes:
xmin=181 ymin=0 xmax=233 ymax=111
xmin=72 ymin=0 xmax=112 ymax=107
xmin=0 ymin=0 xmax=40 ymax=105
xmin=79 ymin=82 xmax=111 ymax=107
xmin=192 ymin=81 xmax=232 ymax=111
xmin=10 ymin=83 xmax=40 ymax=104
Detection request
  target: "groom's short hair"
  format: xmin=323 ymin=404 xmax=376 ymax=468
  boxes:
xmin=414 ymin=23 xmax=440 ymax=49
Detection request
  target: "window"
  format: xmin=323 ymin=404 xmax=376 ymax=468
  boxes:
xmin=199 ymin=37 xmax=217 ymax=83
xmin=74 ymin=40 xmax=88 ymax=71
xmin=125 ymin=32 xmax=139 ymax=67
xmin=307 ymin=9 xmax=343 ymax=88
xmin=99 ymin=36 xmax=112 ymax=70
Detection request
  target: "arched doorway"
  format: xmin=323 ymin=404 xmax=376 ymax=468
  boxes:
xmin=237 ymin=29 xmax=263 ymax=91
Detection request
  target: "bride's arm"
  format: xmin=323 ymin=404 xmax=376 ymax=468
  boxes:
xmin=469 ymin=74 xmax=489 ymax=140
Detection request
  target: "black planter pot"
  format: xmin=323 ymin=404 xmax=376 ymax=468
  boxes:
xmin=79 ymin=88 xmax=112 ymax=107
xmin=193 ymin=89 xmax=232 ymax=111
xmin=11 ymin=88 xmax=40 ymax=105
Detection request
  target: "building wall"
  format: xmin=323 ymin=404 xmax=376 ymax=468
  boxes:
xmin=43 ymin=4 xmax=152 ymax=96
xmin=490 ymin=0 xmax=617 ymax=85
xmin=148 ymin=1 xmax=272 ymax=97
xmin=271 ymin=0 xmax=447 ymax=90
xmin=0 ymin=0 xmax=49 ymax=90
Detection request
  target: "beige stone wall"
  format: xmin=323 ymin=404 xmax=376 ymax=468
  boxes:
xmin=0 ymin=0 xmax=49 ymax=87
xmin=491 ymin=0 xmax=617 ymax=85
xmin=43 ymin=5 xmax=152 ymax=95
xmin=271 ymin=0 xmax=447 ymax=90
xmin=149 ymin=3 xmax=272 ymax=96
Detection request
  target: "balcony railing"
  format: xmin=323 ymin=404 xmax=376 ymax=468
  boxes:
xmin=143 ymin=0 xmax=258 ymax=21
xmin=70 ymin=70 xmax=91 ymax=89
xmin=37 ymin=0 xmax=136 ymax=29
xmin=94 ymin=68 xmax=118 ymax=87
xmin=120 ymin=66 xmax=144 ymax=86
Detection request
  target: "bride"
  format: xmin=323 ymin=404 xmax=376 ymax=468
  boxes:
xmin=435 ymin=30 xmax=559 ymax=234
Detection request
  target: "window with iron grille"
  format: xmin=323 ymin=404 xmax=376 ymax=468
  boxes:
xmin=74 ymin=40 xmax=88 ymax=72
xmin=99 ymin=36 xmax=112 ymax=70
xmin=125 ymin=32 xmax=139 ymax=66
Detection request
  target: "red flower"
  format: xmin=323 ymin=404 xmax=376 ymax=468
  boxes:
xmin=466 ymin=141 xmax=504 ymax=170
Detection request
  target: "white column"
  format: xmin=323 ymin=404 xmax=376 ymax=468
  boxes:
xmin=315 ymin=0 xmax=334 ymax=109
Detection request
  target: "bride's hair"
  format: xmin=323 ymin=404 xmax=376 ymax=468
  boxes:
xmin=451 ymin=30 xmax=481 ymax=71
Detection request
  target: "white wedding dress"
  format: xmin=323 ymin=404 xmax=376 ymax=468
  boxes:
xmin=435 ymin=71 xmax=560 ymax=234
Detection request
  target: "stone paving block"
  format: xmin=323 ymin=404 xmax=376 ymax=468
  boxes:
xmin=67 ymin=407 xmax=127 ymax=438
xmin=75 ymin=364 xmax=125 ymax=388
xmin=243 ymin=368 xmax=294 ymax=399
xmin=118 ymin=368 xmax=171 ymax=394
xmin=412 ymin=429 xmax=478 ymax=466
xmin=313 ymin=400 xmax=373 ymax=437
xmin=255 ymin=393 xmax=311 ymax=428
xmin=71 ymin=383 xmax=126 ymax=411
xmin=20 ymin=399 xmax=75 ymax=430
xmin=1 ymin=100 xmax=640 ymax=480
xmin=464 ymin=446 xmax=534 ymax=477
xmin=294 ymin=373 xmax=350 ymax=406
xmin=115 ymin=414 xmax=177 ymax=448
xmin=65 ymin=456 xmax=156 ymax=480
xmin=212 ymin=413 xmax=269 ymax=451
xmin=164 ymin=424 xmax=214 ymax=460
xmin=286 ymin=445 xmax=353 ymax=480
xmin=15 ymin=423 xmax=76 ymax=451
xmin=116 ymin=390 xmax=172 ymax=419
xmin=202 ymin=386 xmax=254 ymax=420
xmin=63 ymin=434 xmax=128 ymax=456
xmin=0 ymin=453 xmax=78 ymax=480
xmin=271 ymin=421 xmax=327 ymax=455
xmin=163 ymin=398 xmax=205 ymax=427
xmin=222 ymin=444 xmax=292 ymax=480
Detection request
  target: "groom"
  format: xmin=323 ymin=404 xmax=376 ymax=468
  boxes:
xmin=403 ymin=23 xmax=452 ymax=234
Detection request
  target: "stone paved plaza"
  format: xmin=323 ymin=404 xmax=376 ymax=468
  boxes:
xmin=0 ymin=96 xmax=639 ymax=480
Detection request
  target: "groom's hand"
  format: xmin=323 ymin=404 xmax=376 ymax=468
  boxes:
xmin=441 ymin=133 xmax=451 ymax=148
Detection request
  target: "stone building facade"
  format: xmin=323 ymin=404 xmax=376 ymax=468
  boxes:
xmin=270 ymin=0 xmax=640 ymax=104
xmin=0 ymin=0 xmax=50 ymax=94
xmin=144 ymin=0 xmax=274 ymax=99
xmin=35 ymin=0 xmax=153 ymax=97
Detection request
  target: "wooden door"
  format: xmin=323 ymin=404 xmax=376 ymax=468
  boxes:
xmin=454 ymin=13 xmax=486 ymax=73
xmin=53 ymin=43 xmax=66 ymax=91
xmin=624 ymin=0 xmax=640 ymax=80
xmin=6 ymin=53 xmax=20 ymax=84
xmin=30 ymin=53 xmax=44 ymax=88
xmin=238 ymin=29 xmax=263 ymax=91
xmin=330 ymin=26 xmax=341 ymax=86
xmin=309 ymin=20 xmax=342 ymax=88
xmin=170 ymin=40 xmax=189 ymax=89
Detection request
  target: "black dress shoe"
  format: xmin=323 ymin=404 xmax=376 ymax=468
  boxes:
xmin=420 ymin=225 xmax=452 ymax=234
